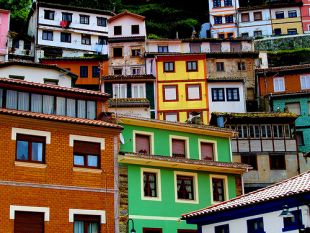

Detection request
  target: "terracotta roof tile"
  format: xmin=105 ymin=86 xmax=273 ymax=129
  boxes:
xmin=182 ymin=171 xmax=310 ymax=219
xmin=109 ymin=98 xmax=150 ymax=107
xmin=0 ymin=77 xmax=109 ymax=97
xmin=208 ymin=77 xmax=245 ymax=82
xmin=108 ymin=10 xmax=145 ymax=22
xmin=101 ymin=74 xmax=155 ymax=81
xmin=0 ymin=108 xmax=122 ymax=129
xmin=256 ymin=64 xmax=310 ymax=74
xmin=211 ymin=112 xmax=298 ymax=119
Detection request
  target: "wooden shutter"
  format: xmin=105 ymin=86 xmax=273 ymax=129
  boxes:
xmin=135 ymin=134 xmax=150 ymax=154
xmin=74 ymin=140 xmax=100 ymax=155
xmin=172 ymin=139 xmax=185 ymax=157
xmin=201 ymin=142 xmax=214 ymax=160
xmin=14 ymin=211 xmax=44 ymax=233
xmin=165 ymin=113 xmax=178 ymax=122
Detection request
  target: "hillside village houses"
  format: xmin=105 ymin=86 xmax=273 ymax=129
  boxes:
xmin=0 ymin=0 xmax=309 ymax=232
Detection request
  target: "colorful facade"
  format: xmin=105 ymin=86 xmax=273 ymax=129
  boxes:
xmin=154 ymin=54 xmax=209 ymax=124
xmin=301 ymin=0 xmax=310 ymax=33
xmin=118 ymin=116 xmax=249 ymax=233
xmin=0 ymin=9 xmax=10 ymax=62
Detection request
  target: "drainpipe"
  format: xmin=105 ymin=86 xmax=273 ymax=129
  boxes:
xmin=294 ymin=123 xmax=301 ymax=174
xmin=114 ymin=136 xmax=120 ymax=233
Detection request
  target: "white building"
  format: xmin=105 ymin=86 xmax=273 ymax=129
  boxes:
xmin=27 ymin=2 xmax=114 ymax=61
xmin=0 ymin=62 xmax=77 ymax=87
xmin=182 ymin=171 xmax=310 ymax=233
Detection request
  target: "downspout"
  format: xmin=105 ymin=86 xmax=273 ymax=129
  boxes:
xmin=35 ymin=1 xmax=39 ymax=62
xmin=114 ymin=135 xmax=120 ymax=233
xmin=294 ymin=122 xmax=301 ymax=174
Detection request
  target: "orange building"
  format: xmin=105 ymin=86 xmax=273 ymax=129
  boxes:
xmin=41 ymin=57 xmax=109 ymax=90
xmin=0 ymin=78 xmax=122 ymax=233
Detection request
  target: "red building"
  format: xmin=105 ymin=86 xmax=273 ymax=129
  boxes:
xmin=300 ymin=0 xmax=310 ymax=33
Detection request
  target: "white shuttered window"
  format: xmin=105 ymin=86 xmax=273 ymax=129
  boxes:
xmin=132 ymin=83 xmax=146 ymax=98
xmin=113 ymin=84 xmax=127 ymax=98
xmin=273 ymin=77 xmax=285 ymax=92
xmin=164 ymin=85 xmax=177 ymax=101
xmin=187 ymin=84 xmax=201 ymax=100
xmin=300 ymin=75 xmax=310 ymax=90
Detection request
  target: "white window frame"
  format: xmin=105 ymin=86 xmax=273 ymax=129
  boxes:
xmin=169 ymin=135 xmax=190 ymax=158
xmin=140 ymin=167 xmax=162 ymax=201
xmin=174 ymin=171 xmax=199 ymax=204
xmin=300 ymin=75 xmax=310 ymax=90
xmin=163 ymin=85 xmax=177 ymax=101
xmin=164 ymin=112 xmax=178 ymax=122
xmin=210 ymin=174 xmax=229 ymax=204
xmin=11 ymin=128 xmax=51 ymax=144
xmin=186 ymin=84 xmax=201 ymax=100
xmin=69 ymin=135 xmax=105 ymax=150
xmin=10 ymin=205 xmax=50 ymax=221
xmin=131 ymin=83 xmax=146 ymax=98
xmin=273 ymin=77 xmax=285 ymax=92
xmin=133 ymin=130 xmax=154 ymax=155
xmin=198 ymin=139 xmax=218 ymax=161
xmin=112 ymin=83 xmax=127 ymax=98
xmin=69 ymin=209 xmax=106 ymax=224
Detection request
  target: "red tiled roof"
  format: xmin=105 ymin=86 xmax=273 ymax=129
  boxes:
xmin=0 ymin=77 xmax=109 ymax=97
xmin=182 ymin=171 xmax=310 ymax=219
xmin=101 ymin=74 xmax=155 ymax=81
xmin=256 ymin=64 xmax=310 ymax=74
xmin=109 ymin=98 xmax=150 ymax=107
xmin=108 ymin=10 xmax=145 ymax=22
xmin=0 ymin=108 xmax=123 ymax=129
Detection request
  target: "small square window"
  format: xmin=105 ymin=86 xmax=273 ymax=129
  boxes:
xmin=172 ymin=139 xmax=186 ymax=158
xmin=80 ymin=15 xmax=89 ymax=24
xmin=62 ymin=12 xmax=72 ymax=22
xmin=215 ymin=224 xmax=229 ymax=233
xmin=273 ymin=77 xmax=285 ymax=92
xmin=269 ymin=153 xmax=286 ymax=170
xmin=158 ymin=46 xmax=168 ymax=53
xmin=163 ymin=85 xmax=178 ymax=101
xmin=200 ymin=142 xmax=214 ymax=161
xmin=164 ymin=112 xmax=178 ymax=122
xmin=131 ymin=48 xmax=141 ymax=57
xmin=275 ymin=11 xmax=285 ymax=19
xmin=97 ymin=17 xmax=107 ymax=27
xmin=44 ymin=10 xmax=54 ymax=20
xmin=254 ymin=12 xmax=262 ymax=21
xmin=210 ymin=42 xmax=221 ymax=52
xmin=73 ymin=141 xmax=100 ymax=169
xmin=163 ymin=62 xmax=175 ymax=72
xmin=132 ymin=83 xmax=145 ymax=98
xmin=81 ymin=34 xmax=91 ymax=45
xmin=98 ymin=36 xmax=107 ymax=45
xmin=74 ymin=215 xmax=100 ymax=233
xmin=218 ymin=33 xmax=225 ymax=39
xmin=254 ymin=30 xmax=263 ymax=37
xmin=44 ymin=79 xmax=59 ymax=85
xmin=176 ymin=175 xmax=194 ymax=200
xmin=225 ymin=15 xmax=234 ymax=23
xmin=113 ymin=47 xmax=123 ymax=57
xmin=227 ymin=33 xmax=234 ymax=38
xmin=241 ymin=13 xmax=249 ymax=22
xmin=226 ymin=88 xmax=239 ymax=101
xmin=216 ymin=62 xmax=225 ymax=72
xmin=135 ymin=134 xmax=151 ymax=154
xmin=213 ymin=0 xmax=221 ymax=8
xmin=288 ymin=29 xmax=297 ymax=35
xmin=214 ymin=16 xmax=222 ymax=24
xmin=113 ymin=83 xmax=127 ymax=98
xmin=61 ymin=32 xmax=71 ymax=43
xmin=224 ymin=0 xmax=232 ymax=6
xmin=241 ymin=33 xmax=249 ymax=38
xmin=285 ymin=102 xmax=300 ymax=115
xmin=113 ymin=68 xmax=122 ymax=75
xmin=300 ymin=75 xmax=310 ymax=89
xmin=80 ymin=66 xmax=88 ymax=78
xmin=212 ymin=178 xmax=226 ymax=202
xmin=132 ymin=67 xmax=141 ymax=75
xmin=16 ymin=134 xmax=45 ymax=163
xmin=238 ymin=62 xmax=246 ymax=70
xmin=186 ymin=84 xmax=201 ymax=100
xmin=131 ymin=25 xmax=140 ymax=34
xmin=274 ymin=28 xmax=282 ymax=35
xmin=92 ymin=66 xmax=100 ymax=78
xmin=296 ymin=131 xmax=304 ymax=146
xmin=186 ymin=61 xmax=198 ymax=72
xmin=241 ymin=153 xmax=258 ymax=170
xmin=288 ymin=10 xmax=297 ymax=18
xmin=247 ymin=217 xmax=265 ymax=233
xmin=114 ymin=26 xmax=122 ymax=35
xmin=212 ymin=88 xmax=225 ymax=102
xmin=42 ymin=30 xmax=53 ymax=41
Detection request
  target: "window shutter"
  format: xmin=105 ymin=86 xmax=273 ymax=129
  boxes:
xmin=172 ymin=139 xmax=186 ymax=157
xmin=165 ymin=113 xmax=178 ymax=122
xmin=201 ymin=142 xmax=214 ymax=160
xmin=14 ymin=211 xmax=44 ymax=233
xmin=135 ymin=134 xmax=150 ymax=154
xmin=210 ymin=43 xmax=221 ymax=52
xmin=74 ymin=141 xmax=100 ymax=155
xmin=187 ymin=85 xmax=200 ymax=99
xmin=164 ymin=86 xmax=176 ymax=100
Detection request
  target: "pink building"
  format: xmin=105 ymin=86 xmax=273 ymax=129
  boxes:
xmin=301 ymin=0 xmax=310 ymax=33
xmin=0 ymin=9 xmax=10 ymax=61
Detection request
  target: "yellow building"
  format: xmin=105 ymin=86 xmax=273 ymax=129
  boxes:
xmin=270 ymin=6 xmax=303 ymax=35
xmin=156 ymin=54 xmax=209 ymax=124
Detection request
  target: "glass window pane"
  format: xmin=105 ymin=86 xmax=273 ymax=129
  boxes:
xmin=88 ymin=155 xmax=98 ymax=167
xmin=32 ymin=142 xmax=43 ymax=162
xmin=17 ymin=141 xmax=29 ymax=160
xmin=56 ymin=97 xmax=66 ymax=116
xmin=88 ymin=222 xmax=99 ymax=233
xmin=77 ymin=100 xmax=86 ymax=118
xmin=43 ymin=95 xmax=54 ymax=114
xmin=74 ymin=221 xmax=84 ymax=233
xmin=18 ymin=92 xmax=30 ymax=111
xmin=74 ymin=155 xmax=84 ymax=166
xmin=31 ymin=94 xmax=43 ymax=113
xmin=6 ymin=90 xmax=18 ymax=109
xmin=67 ymin=98 xmax=76 ymax=117
xmin=87 ymin=101 xmax=96 ymax=119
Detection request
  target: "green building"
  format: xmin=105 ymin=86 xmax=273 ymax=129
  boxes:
xmin=118 ymin=116 xmax=249 ymax=233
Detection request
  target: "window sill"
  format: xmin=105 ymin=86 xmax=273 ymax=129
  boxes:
xmin=15 ymin=161 xmax=47 ymax=169
xmin=175 ymin=198 xmax=199 ymax=204
xmin=73 ymin=167 xmax=102 ymax=174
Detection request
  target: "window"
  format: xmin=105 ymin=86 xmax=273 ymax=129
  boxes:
xmin=254 ymin=30 xmax=263 ymax=37
xmin=81 ymin=34 xmax=91 ymax=45
xmin=226 ymin=88 xmax=239 ymax=101
xmin=283 ymin=210 xmax=303 ymax=232
xmin=135 ymin=134 xmax=151 ymax=154
xmin=55 ymin=97 xmax=95 ymax=119
xmin=172 ymin=139 xmax=186 ymax=157
xmin=269 ymin=153 xmax=286 ymax=170
xmin=98 ymin=36 xmax=107 ymax=45
xmin=212 ymin=178 xmax=225 ymax=202
xmin=42 ymin=30 xmax=53 ymax=41
xmin=114 ymin=26 xmax=122 ymax=35
xmin=247 ymin=217 xmax=265 ymax=233
xmin=190 ymin=43 xmax=201 ymax=53
xmin=274 ymin=28 xmax=282 ymax=35
xmin=143 ymin=172 xmax=158 ymax=197
xmin=8 ymin=75 xmax=24 ymax=80
xmin=224 ymin=0 xmax=232 ymax=6
xmin=186 ymin=84 xmax=201 ymax=100
xmin=275 ymin=11 xmax=285 ymax=19
xmin=237 ymin=125 xmax=248 ymax=138
xmin=74 ymin=214 xmax=100 ymax=233
xmin=143 ymin=228 xmax=162 ymax=233
xmin=163 ymin=85 xmax=178 ymax=101
xmin=44 ymin=79 xmax=59 ymax=85
xmin=62 ymin=12 xmax=72 ymax=22
xmin=214 ymin=16 xmax=222 ymax=24
xmin=131 ymin=48 xmax=141 ymax=57
xmin=216 ymin=62 xmax=225 ymax=72
xmin=249 ymin=125 xmax=260 ymax=138
xmin=16 ymin=134 xmax=45 ymax=163
xmin=165 ymin=112 xmax=178 ymax=122
xmin=24 ymin=41 xmax=31 ymax=50
xmin=132 ymin=25 xmax=140 ymax=34
xmin=97 ymin=17 xmax=107 ymax=27
xmin=241 ymin=13 xmax=249 ymax=22
xmin=300 ymin=75 xmax=310 ymax=89
xmin=132 ymin=67 xmax=141 ymax=75
xmin=163 ymin=62 xmax=175 ymax=72
xmin=288 ymin=10 xmax=297 ymax=18
xmin=113 ymin=83 xmax=127 ymax=98
xmin=44 ymin=10 xmax=54 ymax=20
xmin=12 ymin=38 xmax=19 ymax=48
xmin=213 ymin=0 xmax=221 ymax=8
xmin=241 ymin=154 xmax=258 ymax=170
xmin=158 ymin=46 xmax=168 ymax=53
xmin=61 ymin=32 xmax=71 ymax=43
xmin=176 ymin=175 xmax=194 ymax=200
xmin=231 ymin=42 xmax=241 ymax=52
xmin=227 ymin=33 xmax=234 ymax=38
xmin=200 ymin=142 xmax=214 ymax=161
xmin=186 ymin=61 xmax=198 ymax=72
xmin=273 ymin=77 xmax=285 ymax=92
xmin=285 ymin=103 xmax=300 ymax=115
xmin=73 ymin=141 xmax=100 ymax=169
xmin=225 ymin=15 xmax=234 ymax=23
xmin=113 ymin=68 xmax=122 ymax=75
xmin=288 ymin=29 xmax=297 ymax=35
xmin=261 ymin=125 xmax=272 ymax=138
xmin=254 ymin=11 xmax=262 ymax=21
xmin=15 ymin=211 xmax=44 ymax=233
xmin=215 ymin=224 xmax=229 ymax=233
xmin=113 ymin=47 xmax=123 ymax=57
xmin=210 ymin=42 xmax=221 ymax=52
xmin=218 ymin=33 xmax=225 ymax=39
xmin=238 ymin=62 xmax=246 ymax=70
xmin=273 ymin=125 xmax=284 ymax=138
xmin=80 ymin=15 xmax=89 ymax=24
xmin=296 ymin=131 xmax=304 ymax=146
xmin=132 ymin=83 xmax=146 ymax=98
xmin=212 ymin=88 xmax=225 ymax=101
xmin=80 ymin=66 xmax=88 ymax=78
xmin=92 ymin=66 xmax=100 ymax=78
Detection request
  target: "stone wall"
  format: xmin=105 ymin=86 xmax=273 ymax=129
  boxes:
xmin=119 ymin=165 xmax=129 ymax=233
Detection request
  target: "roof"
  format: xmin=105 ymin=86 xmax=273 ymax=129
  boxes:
xmin=119 ymin=115 xmax=236 ymax=138
xmin=182 ymin=38 xmax=253 ymax=42
xmin=108 ymin=10 xmax=145 ymax=22
xmin=40 ymin=56 xmax=108 ymax=61
xmin=0 ymin=77 xmax=110 ymax=98
xmin=108 ymin=98 xmax=150 ymax=107
xmin=0 ymin=108 xmax=122 ymax=129
xmin=101 ymin=74 xmax=155 ymax=81
xmin=108 ymin=36 xmax=146 ymax=43
xmin=256 ymin=64 xmax=310 ymax=76
xmin=207 ymin=77 xmax=245 ymax=82
xmin=0 ymin=9 xmax=10 ymax=13
xmin=145 ymin=52 xmax=206 ymax=58
xmin=238 ymin=1 xmax=302 ymax=11
xmin=205 ymin=52 xmax=259 ymax=58
xmin=269 ymin=90 xmax=310 ymax=99
xmin=0 ymin=62 xmax=78 ymax=79
xmin=36 ymin=1 xmax=115 ymax=16
xmin=182 ymin=171 xmax=310 ymax=219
